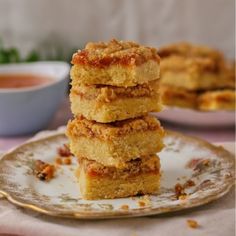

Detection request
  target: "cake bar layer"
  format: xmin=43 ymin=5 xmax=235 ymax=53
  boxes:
xmin=160 ymin=85 xmax=197 ymax=109
xmin=70 ymin=80 xmax=162 ymax=122
xmin=77 ymin=155 xmax=161 ymax=200
xmin=198 ymin=89 xmax=235 ymax=111
xmin=66 ymin=115 xmax=164 ymax=168
xmin=159 ymin=42 xmax=235 ymax=90
xmin=71 ymin=39 xmax=160 ymax=87
xmin=160 ymin=85 xmax=235 ymax=111
xmin=158 ymin=42 xmax=224 ymax=62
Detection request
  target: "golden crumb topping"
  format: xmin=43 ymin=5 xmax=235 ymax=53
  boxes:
xmin=57 ymin=144 xmax=72 ymax=157
xmin=222 ymin=61 xmax=236 ymax=88
xmin=71 ymin=80 xmax=160 ymax=102
xmin=67 ymin=115 xmax=164 ymax=140
xmin=159 ymin=42 xmax=226 ymax=73
xmin=158 ymin=42 xmax=223 ymax=61
xmin=174 ymin=179 xmax=196 ymax=200
xmin=187 ymin=219 xmax=199 ymax=229
xmin=160 ymin=55 xmax=220 ymax=73
xmin=120 ymin=204 xmax=129 ymax=210
xmin=79 ymin=155 xmax=160 ymax=178
xmin=71 ymin=39 xmax=160 ymax=67
xmin=33 ymin=160 xmax=55 ymax=181
xmin=198 ymin=89 xmax=236 ymax=104
xmin=160 ymin=85 xmax=198 ymax=99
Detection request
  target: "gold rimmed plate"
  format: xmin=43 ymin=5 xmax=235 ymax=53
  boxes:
xmin=154 ymin=107 xmax=235 ymax=127
xmin=0 ymin=130 xmax=234 ymax=219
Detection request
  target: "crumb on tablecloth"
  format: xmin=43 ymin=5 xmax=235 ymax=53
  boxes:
xmin=187 ymin=219 xmax=199 ymax=229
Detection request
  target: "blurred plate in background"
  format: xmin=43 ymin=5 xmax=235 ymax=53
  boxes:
xmin=153 ymin=106 xmax=235 ymax=127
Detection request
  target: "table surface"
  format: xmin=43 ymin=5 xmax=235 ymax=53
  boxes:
xmin=0 ymin=98 xmax=235 ymax=151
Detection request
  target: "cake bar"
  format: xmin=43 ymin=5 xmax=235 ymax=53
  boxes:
xmin=77 ymin=155 xmax=161 ymax=200
xmin=71 ymin=39 xmax=160 ymax=87
xmin=159 ymin=42 xmax=234 ymax=90
xmin=70 ymin=80 xmax=162 ymax=122
xmin=198 ymin=89 xmax=235 ymax=111
xmin=66 ymin=115 xmax=164 ymax=168
xmin=160 ymin=85 xmax=197 ymax=109
xmin=160 ymin=85 xmax=235 ymax=111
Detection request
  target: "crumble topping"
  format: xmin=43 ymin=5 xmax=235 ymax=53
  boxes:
xmin=161 ymin=85 xmax=235 ymax=110
xmin=137 ymin=200 xmax=146 ymax=207
xmin=79 ymin=155 xmax=160 ymax=178
xmin=187 ymin=219 xmax=199 ymax=229
xmin=71 ymin=80 xmax=160 ymax=102
xmin=160 ymin=55 xmax=221 ymax=74
xmin=67 ymin=115 xmax=164 ymax=140
xmin=55 ymin=156 xmax=72 ymax=165
xmin=57 ymin=144 xmax=72 ymax=157
xmin=120 ymin=204 xmax=129 ymax=210
xmin=161 ymin=85 xmax=197 ymax=100
xmin=159 ymin=42 xmax=227 ymax=74
xmin=137 ymin=195 xmax=151 ymax=207
xmin=71 ymin=39 xmax=160 ymax=67
xmin=199 ymin=89 xmax=235 ymax=103
xmin=175 ymin=183 xmax=186 ymax=199
xmin=158 ymin=42 xmax=223 ymax=62
xmin=33 ymin=160 xmax=55 ymax=181
xmin=174 ymin=179 xmax=196 ymax=199
xmin=223 ymin=61 xmax=235 ymax=88
xmin=55 ymin=144 xmax=73 ymax=165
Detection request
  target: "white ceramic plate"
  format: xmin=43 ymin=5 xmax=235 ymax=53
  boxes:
xmin=154 ymin=106 xmax=235 ymax=127
xmin=0 ymin=130 xmax=234 ymax=219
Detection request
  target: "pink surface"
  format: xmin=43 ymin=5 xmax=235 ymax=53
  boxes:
xmin=0 ymin=98 xmax=235 ymax=151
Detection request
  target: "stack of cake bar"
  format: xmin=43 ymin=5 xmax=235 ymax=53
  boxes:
xmin=159 ymin=42 xmax=235 ymax=111
xmin=67 ymin=39 xmax=164 ymax=200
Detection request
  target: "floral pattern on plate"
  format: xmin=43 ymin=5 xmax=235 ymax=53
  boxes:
xmin=0 ymin=130 xmax=234 ymax=219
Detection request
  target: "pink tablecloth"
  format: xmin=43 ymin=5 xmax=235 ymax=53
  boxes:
xmin=0 ymin=98 xmax=234 ymax=151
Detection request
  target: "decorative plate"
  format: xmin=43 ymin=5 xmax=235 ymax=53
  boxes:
xmin=0 ymin=130 xmax=234 ymax=219
xmin=154 ymin=106 xmax=235 ymax=127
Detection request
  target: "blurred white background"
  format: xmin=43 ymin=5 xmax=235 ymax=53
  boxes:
xmin=0 ymin=0 xmax=235 ymax=59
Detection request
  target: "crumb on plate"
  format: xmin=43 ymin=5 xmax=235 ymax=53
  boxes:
xmin=137 ymin=200 xmax=146 ymax=207
xmin=57 ymin=144 xmax=72 ymax=157
xmin=183 ymin=179 xmax=196 ymax=188
xmin=34 ymin=160 xmax=55 ymax=181
xmin=178 ymin=194 xmax=188 ymax=200
xmin=175 ymin=183 xmax=185 ymax=199
xmin=62 ymin=157 xmax=72 ymax=165
xmin=55 ymin=156 xmax=63 ymax=165
xmin=120 ymin=204 xmax=129 ymax=210
xmin=175 ymin=179 xmax=196 ymax=199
